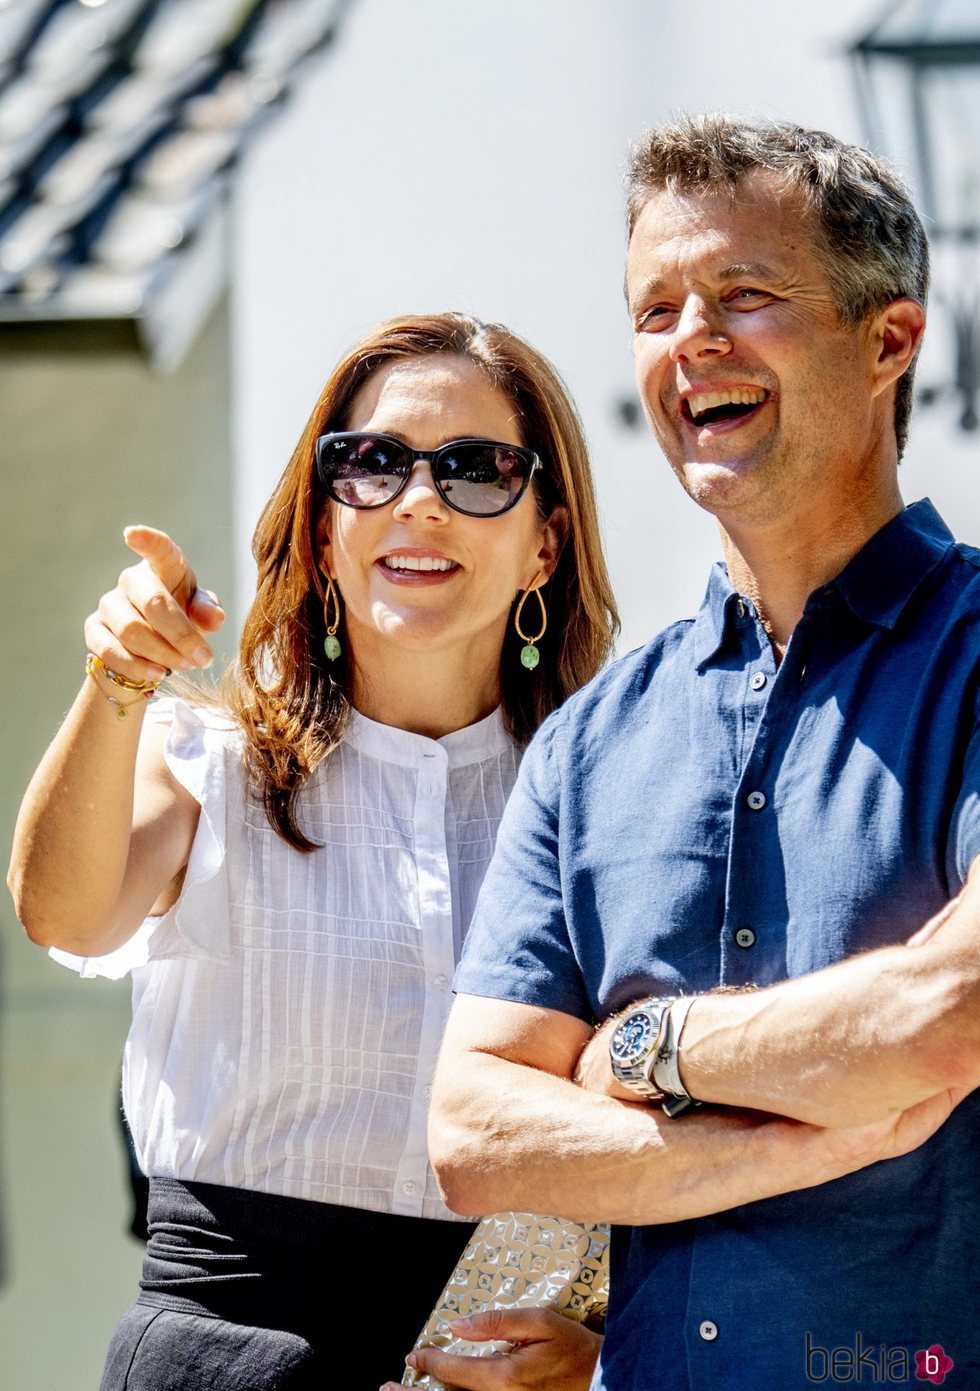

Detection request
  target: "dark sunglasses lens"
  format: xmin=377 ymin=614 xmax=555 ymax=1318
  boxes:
xmin=320 ymin=437 xmax=408 ymax=507
xmin=437 ymin=444 xmax=530 ymax=515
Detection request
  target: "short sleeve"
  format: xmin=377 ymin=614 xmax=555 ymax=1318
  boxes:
xmin=454 ymin=716 xmax=592 ymax=1022
xmin=49 ymin=697 xmax=237 ymax=980
xmin=949 ymin=716 xmax=980 ymax=887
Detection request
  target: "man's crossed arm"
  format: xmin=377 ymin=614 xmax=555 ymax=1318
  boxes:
xmin=428 ymin=865 xmax=978 ymax=1225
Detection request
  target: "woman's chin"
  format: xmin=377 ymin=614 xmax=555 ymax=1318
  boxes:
xmin=350 ymin=607 xmax=505 ymax=671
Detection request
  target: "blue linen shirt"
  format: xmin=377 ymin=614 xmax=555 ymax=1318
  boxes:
xmin=456 ymin=500 xmax=980 ymax=1391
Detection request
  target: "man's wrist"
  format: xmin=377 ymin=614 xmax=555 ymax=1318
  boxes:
xmin=608 ymin=995 xmax=703 ymax=1115
xmin=651 ymin=995 xmax=701 ymax=1116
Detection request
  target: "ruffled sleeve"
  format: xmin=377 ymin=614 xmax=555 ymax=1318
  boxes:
xmin=49 ymin=696 xmax=239 ymax=980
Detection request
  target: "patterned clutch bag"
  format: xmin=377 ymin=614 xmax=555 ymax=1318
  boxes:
xmin=401 ymin=1212 xmax=610 ymax=1388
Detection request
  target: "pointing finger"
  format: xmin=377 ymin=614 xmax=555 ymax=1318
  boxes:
xmin=123 ymin=525 xmax=198 ymax=610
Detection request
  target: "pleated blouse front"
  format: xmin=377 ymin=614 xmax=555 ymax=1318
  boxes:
xmin=53 ymin=697 xmax=520 ymax=1219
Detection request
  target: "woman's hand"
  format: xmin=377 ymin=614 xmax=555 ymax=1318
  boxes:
xmin=379 ymin=1308 xmax=602 ymax=1391
xmin=8 ymin=525 xmax=218 ymax=952
xmin=84 ymin=525 xmax=224 ymax=683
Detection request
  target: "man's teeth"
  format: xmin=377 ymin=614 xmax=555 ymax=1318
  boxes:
xmin=689 ymin=388 xmax=766 ymax=419
xmin=384 ymin=555 xmax=456 ymax=572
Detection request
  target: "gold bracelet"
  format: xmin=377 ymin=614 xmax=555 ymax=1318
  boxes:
xmin=85 ymin=653 xmax=165 ymax=720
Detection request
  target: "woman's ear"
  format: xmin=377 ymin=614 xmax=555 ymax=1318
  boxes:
xmin=314 ymin=506 xmax=333 ymax=578
xmin=535 ymin=505 xmax=570 ymax=583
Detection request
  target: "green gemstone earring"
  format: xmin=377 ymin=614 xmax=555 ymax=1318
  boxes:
xmin=514 ymin=580 xmax=547 ymax=671
xmin=323 ymin=574 xmax=342 ymax=661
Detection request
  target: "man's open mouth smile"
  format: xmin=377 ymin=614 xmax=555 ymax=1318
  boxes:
xmin=681 ymin=387 xmax=770 ymax=428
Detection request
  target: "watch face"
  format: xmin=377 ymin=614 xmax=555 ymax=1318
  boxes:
xmin=611 ymin=1010 xmax=656 ymax=1067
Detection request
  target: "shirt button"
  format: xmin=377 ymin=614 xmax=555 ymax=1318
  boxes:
xmin=422 ymin=1084 xmax=433 ymax=1100
xmin=401 ymin=1181 xmax=419 ymax=1197
xmin=699 ymin=1319 xmax=718 ymax=1342
xmin=746 ymin=790 xmax=767 ymax=811
xmin=736 ymin=600 xmax=746 ymax=618
xmin=735 ymin=927 xmax=756 ymax=949
xmin=433 ymin=974 xmax=450 ymax=990
xmin=751 ymin=671 xmax=767 ymax=691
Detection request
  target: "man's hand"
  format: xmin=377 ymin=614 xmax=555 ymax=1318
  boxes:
xmin=379 ymin=1309 xmax=602 ymax=1391
xmin=573 ymin=1019 xmax=638 ymax=1102
xmin=818 ymin=1085 xmax=972 ymax=1167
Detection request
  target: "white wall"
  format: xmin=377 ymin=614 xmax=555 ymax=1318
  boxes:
xmin=233 ymin=0 xmax=979 ymax=656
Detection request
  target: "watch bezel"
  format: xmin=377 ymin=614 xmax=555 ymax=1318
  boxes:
xmin=609 ymin=997 xmax=674 ymax=1098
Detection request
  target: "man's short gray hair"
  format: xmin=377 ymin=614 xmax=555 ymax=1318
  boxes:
xmin=626 ymin=113 xmax=930 ymax=457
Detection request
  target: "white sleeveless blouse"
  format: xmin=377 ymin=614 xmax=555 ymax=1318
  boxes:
xmin=53 ymin=697 xmax=520 ymax=1219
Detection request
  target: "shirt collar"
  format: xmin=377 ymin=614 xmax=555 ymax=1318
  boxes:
xmin=825 ymin=499 xmax=954 ymax=630
xmin=691 ymin=562 xmax=747 ymax=668
xmin=690 ymin=499 xmax=955 ymax=666
xmin=346 ymin=705 xmax=513 ymax=769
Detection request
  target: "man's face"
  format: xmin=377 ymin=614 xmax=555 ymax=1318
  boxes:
xmin=627 ymin=170 xmax=885 ymax=531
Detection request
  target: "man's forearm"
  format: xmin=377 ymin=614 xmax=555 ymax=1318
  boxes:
xmin=429 ymin=1043 xmax=961 ymax=1225
xmin=605 ymin=869 xmax=976 ymax=1130
xmin=678 ymin=930 xmax=979 ymax=1128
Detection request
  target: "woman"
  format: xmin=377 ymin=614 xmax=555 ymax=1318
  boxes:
xmin=9 ymin=313 xmax=618 ymax=1389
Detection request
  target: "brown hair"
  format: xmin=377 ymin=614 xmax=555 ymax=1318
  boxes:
xmin=626 ymin=112 xmax=930 ymax=457
xmin=219 ymin=312 xmax=619 ymax=850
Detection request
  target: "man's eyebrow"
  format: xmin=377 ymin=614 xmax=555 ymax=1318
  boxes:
xmin=625 ymin=273 xmax=665 ymax=309
xmin=718 ymin=262 xmax=783 ymax=283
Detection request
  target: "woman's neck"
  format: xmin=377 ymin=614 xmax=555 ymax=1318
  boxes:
xmin=348 ymin=640 xmax=502 ymax=738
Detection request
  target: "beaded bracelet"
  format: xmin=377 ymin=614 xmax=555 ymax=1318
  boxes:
xmin=85 ymin=653 xmax=167 ymax=720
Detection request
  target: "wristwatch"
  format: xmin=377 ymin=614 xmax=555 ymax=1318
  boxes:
xmin=608 ymin=995 xmax=701 ymax=1117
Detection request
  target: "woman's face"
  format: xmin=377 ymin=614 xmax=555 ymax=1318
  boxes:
xmin=317 ymin=353 xmax=564 ymax=680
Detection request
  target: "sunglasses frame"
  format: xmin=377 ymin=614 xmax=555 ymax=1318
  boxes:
xmin=315 ymin=431 xmax=542 ymax=518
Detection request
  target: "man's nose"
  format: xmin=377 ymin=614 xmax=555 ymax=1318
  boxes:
xmin=392 ymin=460 xmax=450 ymax=522
xmin=669 ymin=296 xmax=732 ymax=364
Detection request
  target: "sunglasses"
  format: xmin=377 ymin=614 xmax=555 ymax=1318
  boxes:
xmin=315 ymin=432 xmax=542 ymax=517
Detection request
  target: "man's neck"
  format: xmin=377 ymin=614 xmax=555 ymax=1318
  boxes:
xmin=720 ymin=487 xmax=904 ymax=658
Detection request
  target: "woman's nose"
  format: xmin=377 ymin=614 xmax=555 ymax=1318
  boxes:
xmin=392 ymin=460 xmax=451 ymax=522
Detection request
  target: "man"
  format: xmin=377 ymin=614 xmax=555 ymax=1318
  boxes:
xmin=427 ymin=114 xmax=980 ymax=1389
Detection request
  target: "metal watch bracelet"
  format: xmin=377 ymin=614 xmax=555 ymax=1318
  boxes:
xmin=652 ymin=995 xmax=701 ymax=1118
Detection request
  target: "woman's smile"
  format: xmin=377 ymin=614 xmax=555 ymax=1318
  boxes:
xmin=376 ymin=547 xmax=461 ymax=582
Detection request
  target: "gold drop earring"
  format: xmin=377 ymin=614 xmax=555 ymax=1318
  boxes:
xmin=514 ymin=579 xmax=547 ymax=671
xmin=323 ymin=574 xmax=342 ymax=661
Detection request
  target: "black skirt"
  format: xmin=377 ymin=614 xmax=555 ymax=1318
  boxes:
xmin=100 ymin=1178 xmax=473 ymax=1390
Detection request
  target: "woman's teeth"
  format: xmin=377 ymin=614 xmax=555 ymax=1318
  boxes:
xmin=383 ymin=555 xmax=456 ymax=572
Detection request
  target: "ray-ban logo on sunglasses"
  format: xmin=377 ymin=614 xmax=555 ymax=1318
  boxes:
xmin=804 ymin=1333 xmax=953 ymax=1383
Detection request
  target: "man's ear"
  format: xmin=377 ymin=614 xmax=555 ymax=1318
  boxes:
xmin=535 ymin=505 xmax=570 ymax=584
xmin=870 ymin=297 xmax=926 ymax=399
